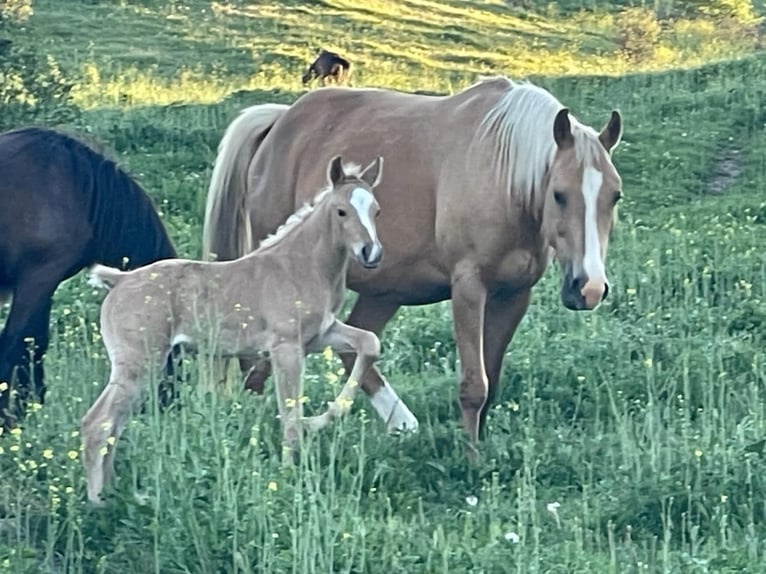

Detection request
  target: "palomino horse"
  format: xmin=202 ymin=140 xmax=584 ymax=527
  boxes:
xmin=202 ymin=77 xmax=623 ymax=448
xmin=81 ymin=156 xmax=418 ymax=503
xmin=0 ymin=127 xmax=177 ymax=427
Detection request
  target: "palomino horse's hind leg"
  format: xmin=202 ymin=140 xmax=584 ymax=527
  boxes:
xmin=303 ymin=319 xmax=417 ymax=433
xmin=268 ymin=342 xmax=306 ymax=465
xmin=337 ymin=296 xmax=418 ymax=432
xmin=80 ymin=361 xmax=147 ymax=503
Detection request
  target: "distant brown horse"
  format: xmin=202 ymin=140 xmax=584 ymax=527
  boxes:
xmin=302 ymin=50 xmax=352 ymax=86
xmin=0 ymin=127 xmax=177 ymax=427
xmin=202 ymin=77 xmax=623 ymax=448
xmin=83 ymin=155 xmax=417 ymax=503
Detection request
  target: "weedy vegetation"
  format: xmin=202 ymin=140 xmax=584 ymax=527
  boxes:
xmin=0 ymin=0 xmax=765 ymax=572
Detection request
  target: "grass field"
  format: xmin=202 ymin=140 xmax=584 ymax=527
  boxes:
xmin=1 ymin=0 xmax=766 ymax=572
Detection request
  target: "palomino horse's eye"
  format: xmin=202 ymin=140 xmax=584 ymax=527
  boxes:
xmin=612 ymin=191 xmax=623 ymax=206
xmin=553 ymin=191 xmax=566 ymax=208
xmin=337 ymin=209 xmax=347 ymax=217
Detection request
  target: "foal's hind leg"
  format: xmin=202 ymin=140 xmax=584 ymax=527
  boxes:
xmin=338 ymin=296 xmax=418 ymax=432
xmin=80 ymin=359 xmax=153 ymax=504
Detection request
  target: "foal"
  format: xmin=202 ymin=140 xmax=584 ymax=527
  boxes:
xmin=81 ymin=156 xmax=417 ymax=503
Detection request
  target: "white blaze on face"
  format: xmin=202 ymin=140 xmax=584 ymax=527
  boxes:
xmin=581 ymin=166 xmax=606 ymax=282
xmin=350 ymin=187 xmax=381 ymax=261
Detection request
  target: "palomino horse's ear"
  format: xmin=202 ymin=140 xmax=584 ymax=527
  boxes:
xmin=360 ymin=156 xmax=384 ymax=188
xmin=599 ymin=110 xmax=623 ymax=153
xmin=553 ymin=108 xmax=574 ymax=149
xmin=328 ymin=155 xmax=345 ymax=185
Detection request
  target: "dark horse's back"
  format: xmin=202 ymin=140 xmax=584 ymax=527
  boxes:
xmin=0 ymin=127 xmax=176 ymax=285
xmin=0 ymin=126 xmax=177 ymax=423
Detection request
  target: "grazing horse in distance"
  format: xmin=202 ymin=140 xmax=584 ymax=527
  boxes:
xmin=202 ymin=77 xmax=623 ymax=450
xmin=0 ymin=127 xmax=177 ymax=426
xmin=302 ymin=49 xmax=352 ymax=86
xmin=82 ymin=155 xmax=418 ymax=503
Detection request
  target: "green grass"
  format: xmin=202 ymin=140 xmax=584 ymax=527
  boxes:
xmin=1 ymin=0 xmax=766 ymax=572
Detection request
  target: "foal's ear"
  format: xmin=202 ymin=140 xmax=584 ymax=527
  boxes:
xmin=553 ymin=108 xmax=574 ymax=149
xmin=599 ymin=110 xmax=623 ymax=153
xmin=360 ymin=156 xmax=384 ymax=188
xmin=328 ymin=155 xmax=345 ymax=185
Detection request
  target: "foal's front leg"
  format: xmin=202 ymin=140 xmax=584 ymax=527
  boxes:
xmin=302 ymin=319 xmax=383 ymax=432
xmin=269 ymin=342 xmax=306 ymax=464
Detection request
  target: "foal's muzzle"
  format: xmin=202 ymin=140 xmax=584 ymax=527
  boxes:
xmin=561 ymin=265 xmax=609 ymax=311
xmin=356 ymin=242 xmax=382 ymax=269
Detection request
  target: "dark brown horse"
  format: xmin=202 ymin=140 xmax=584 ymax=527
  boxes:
xmin=202 ymin=77 xmax=623 ymax=451
xmin=301 ymin=50 xmax=352 ymax=87
xmin=0 ymin=126 xmax=177 ymax=426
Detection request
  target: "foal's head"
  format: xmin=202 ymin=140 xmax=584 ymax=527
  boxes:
xmin=325 ymin=155 xmax=384 ymax=269
xmin=541 ymin=108 xmax=623 ymax=311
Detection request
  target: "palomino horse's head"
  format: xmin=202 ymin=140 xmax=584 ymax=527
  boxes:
xmin=541 ymin=108 xmax=623 ymax=311
xmin=325 ymin=155 xmax=384 ymax=269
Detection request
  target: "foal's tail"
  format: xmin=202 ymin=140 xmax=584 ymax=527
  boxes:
xmin=202 ymin=103 xmax=289 ymax=262
xmin=88 ymin=264 xmax=126 ymax=291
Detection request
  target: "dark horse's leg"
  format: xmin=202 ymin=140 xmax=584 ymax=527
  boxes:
xmin=0 ymin=276 xmax=59 ymax=426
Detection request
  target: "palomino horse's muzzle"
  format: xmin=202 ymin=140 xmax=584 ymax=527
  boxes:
xmin=561 ymin=266 xmax=609 ymax=311
xmin=356 ymin=242 xmax=382 ymax=269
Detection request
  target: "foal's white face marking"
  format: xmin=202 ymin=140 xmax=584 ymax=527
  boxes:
xmin=350 ymin=186 xmax=381 ymax=261
xmin=581 ymin=166 xmax=606 ymax=282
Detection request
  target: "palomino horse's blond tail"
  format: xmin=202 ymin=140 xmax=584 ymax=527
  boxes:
xmin=202 ymin=103 xmax=290 ymax=262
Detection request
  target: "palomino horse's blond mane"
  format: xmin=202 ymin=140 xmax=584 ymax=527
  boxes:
xmin=259 ymin=161 xmax=364 ymax=250
xmin=475 ymin=77 xmax=605 ymax=215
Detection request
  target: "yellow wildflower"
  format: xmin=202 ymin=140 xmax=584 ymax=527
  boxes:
xmin=267 ymin=481 xmax=278 ymax=492
xmin=67 ymin=450 xmax=78 ymax=460
xmin=42 ymin=449 xmax=53 ymax=460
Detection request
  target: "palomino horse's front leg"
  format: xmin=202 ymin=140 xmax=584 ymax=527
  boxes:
xmin=479 ymin=289 xmax=531 ymax=437
xmin=302 ymin=319 xmax=414 ymax=432
xmin=450 ymin=263 xmax=489 ymax=447
xmin=269 ymin=342 xmax=306 ymax=464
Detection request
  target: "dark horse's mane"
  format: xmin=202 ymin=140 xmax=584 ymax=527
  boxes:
xmin=12 ymin=126 xmax=177 ymax=268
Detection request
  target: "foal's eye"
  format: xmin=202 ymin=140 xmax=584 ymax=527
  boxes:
xmin=612 ymin=191 xmax=623 ymax=206
xmin=375 ymin=210 xmax=381 ymax=218
xmin=337 ymin=209 xmax=347 ymax=217
xmin=553 ymin=191 xmax=566 ymax=207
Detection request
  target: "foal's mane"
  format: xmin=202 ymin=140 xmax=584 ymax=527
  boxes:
xmin=257 ymin=161 xmax=365 ymax=250
xmin=474 ymin=77 xmax=604 ymax=214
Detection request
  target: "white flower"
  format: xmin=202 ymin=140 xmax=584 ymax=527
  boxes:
xmin=465 ymin=495 xmax=478 ymax=507
xmin=546 ymin=501 xmax=560 ymax=514
xmin=504 ymin=531 xmax=520 ymax=543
